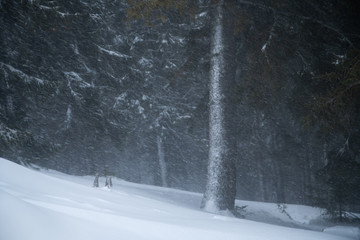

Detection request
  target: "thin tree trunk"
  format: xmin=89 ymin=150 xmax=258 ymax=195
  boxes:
xmin=157 ymin=135 xmax=168 ymax=187
xmin=258 ymin=164 xmax=265 ymax=202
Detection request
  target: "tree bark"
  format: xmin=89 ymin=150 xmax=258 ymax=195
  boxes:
xmin=201 ymin=0 xmax=237 ymax=213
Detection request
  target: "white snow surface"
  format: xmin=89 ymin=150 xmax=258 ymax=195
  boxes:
xmin=324 ymin=226 xmax=360 ymax=239
xmin=0 ymin=158 xmax=358 ymax=240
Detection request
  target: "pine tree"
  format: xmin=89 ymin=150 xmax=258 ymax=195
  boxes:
xmin=126 ymin=0 xmax=237 ymax=212
xmin=317 ymin=140 xmax=360 ymax=221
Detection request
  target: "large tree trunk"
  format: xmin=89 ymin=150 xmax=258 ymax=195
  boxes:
xmin=201 ymin=0 xmax=237 ymax=213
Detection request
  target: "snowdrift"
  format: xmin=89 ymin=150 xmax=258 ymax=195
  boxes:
xmin=0 ymin=158 xmax=358 ymax=240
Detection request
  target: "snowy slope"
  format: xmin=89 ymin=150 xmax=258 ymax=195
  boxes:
xmin=0 ymin=158 xmax=358 ymax=240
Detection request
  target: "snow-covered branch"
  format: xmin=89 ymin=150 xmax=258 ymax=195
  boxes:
xmin=0 ymin=62 xmax=46 ymax=85
xmin=261 ymin=15 xmax=278 ymax=63
xmin=98 ymin=46 xmax=132 ymax=59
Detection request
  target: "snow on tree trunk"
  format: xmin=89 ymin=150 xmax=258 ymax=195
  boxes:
xmin=201 ymin=0 xmax=236 ymax=213
xmin=157 ymin=135 xmax=168 ymax=187
xmin=105 ymin=177 xmax=112 ymax=188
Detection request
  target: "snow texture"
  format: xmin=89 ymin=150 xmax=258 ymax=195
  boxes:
xmin=0 ymin=158 xmax=358 ymax=240
xmin=324 ymin=226 xmax=360 ymax=239
xmin=0 ymin=62 xmax=45 ymax=85
xmin=65 ymin=105 xmax=72 ymax=129
xmin=204 ymin=0 xmax=225 ymax=213
xmin=98 ymin=46 xmax=132 ymax=59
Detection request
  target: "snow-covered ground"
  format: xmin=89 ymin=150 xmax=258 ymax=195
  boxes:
xmin=0 ymin=158 xmax=359 ymax=240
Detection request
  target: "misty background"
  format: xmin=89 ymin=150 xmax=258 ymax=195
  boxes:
xmin=1 ymin=0 xmax=359 ymax=215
